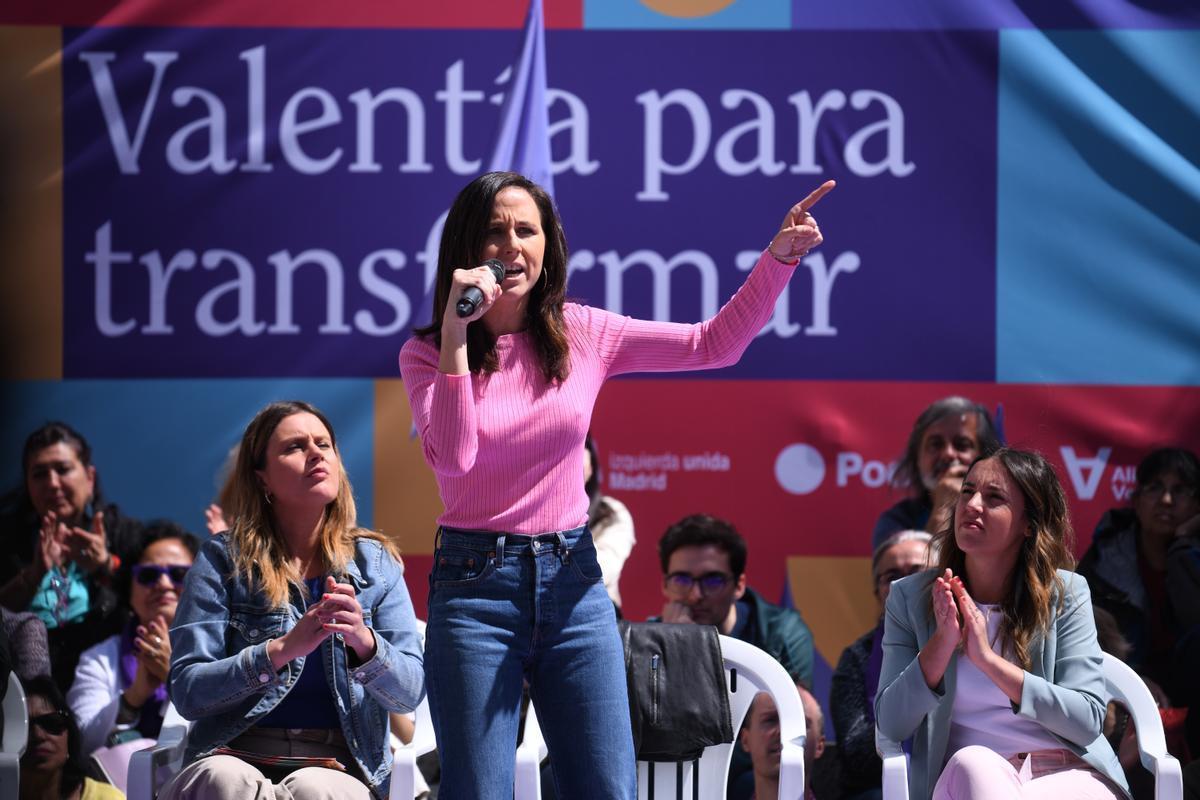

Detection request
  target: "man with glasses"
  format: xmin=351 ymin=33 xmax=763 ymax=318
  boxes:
xmin=655 ymin=514 xmax=815 ymax=800
xmin=655 ymin=514 xmax=814 ymax=686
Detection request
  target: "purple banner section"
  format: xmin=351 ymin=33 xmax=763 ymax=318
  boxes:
xmin=789 ymin=0 xmax=1200 ymax=30
xmin=63 ymin=28 xmax=997 ymax=379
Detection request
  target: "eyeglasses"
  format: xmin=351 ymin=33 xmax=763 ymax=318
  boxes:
xmin=665 ymin=571 xmax=735 ymax=597
xmin=1140 ymin=481 xmax=1199 ymax=502
xmin=31 ymin=710 xmax=71 ymax=735
xmin=132 ymin=564 xmax=191 ymax=587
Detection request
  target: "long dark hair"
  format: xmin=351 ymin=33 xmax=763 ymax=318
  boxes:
xmin=0 ymin=422 xmax=103 ymax=557
xmin=929 ymin=448 xmax=1074 ymax=670
xmin=414 ymin=171 xmax=571 ymax=383
xmin=20 ymin=675 xmax=89 ymax=798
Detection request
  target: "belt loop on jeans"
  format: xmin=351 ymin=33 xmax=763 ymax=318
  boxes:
xmin=555 ymin=531 xmax=569 ymax=562
xmin=495 ymin=534 xmax=506 ymax=564
xmin=433 ymin=527 xmax=443 ymax=551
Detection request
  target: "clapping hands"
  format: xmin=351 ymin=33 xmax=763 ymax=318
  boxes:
xmin=270 ymin=575 xmax=377 ymax=668
xmin=930 ymin=569 xmax=998 ymax=669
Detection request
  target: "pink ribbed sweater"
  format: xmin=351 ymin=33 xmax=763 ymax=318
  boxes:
xmin=398 ymin=250 xmax=794 ymax=534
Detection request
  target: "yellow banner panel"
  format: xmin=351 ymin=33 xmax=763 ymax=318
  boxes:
xmin=0 ymin=26 xmax=61 ymax=380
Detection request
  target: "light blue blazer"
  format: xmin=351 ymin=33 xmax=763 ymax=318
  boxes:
xmin=875 ymin=569 xmax=1129 ymax=799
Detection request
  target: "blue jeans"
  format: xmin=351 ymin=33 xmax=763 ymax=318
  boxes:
xmin=425 ymin=526 xmax=636 ymax=800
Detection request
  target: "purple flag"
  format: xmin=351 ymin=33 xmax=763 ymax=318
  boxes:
xmin=487 ymin=0 xmax=554 ymax=197
xmin=411 ymin=0 xmax=552 ymax=438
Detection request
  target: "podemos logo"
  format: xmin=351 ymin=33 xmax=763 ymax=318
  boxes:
xmin=774 ymin=444 xmax=896 ymax=496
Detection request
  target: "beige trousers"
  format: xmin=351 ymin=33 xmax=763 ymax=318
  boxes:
xmin=159 ymin=727 xmax=371 ymax=800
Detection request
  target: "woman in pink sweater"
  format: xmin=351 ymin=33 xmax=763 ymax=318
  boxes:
xmin=399 ymin=171 xmax=833 ymax=799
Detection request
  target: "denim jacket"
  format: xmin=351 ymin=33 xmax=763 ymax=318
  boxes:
xmin=168 ymin=533 xmax=424 ymax=799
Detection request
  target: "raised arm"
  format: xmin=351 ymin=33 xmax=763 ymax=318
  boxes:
xmin=585 ymin=182 xmax=836 ymax=377
xmin=875 ymin=574 xmax=950 ymax=742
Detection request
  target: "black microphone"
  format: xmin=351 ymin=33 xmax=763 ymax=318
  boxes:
xmin=455 ymin=259 xmax=506 ymax=318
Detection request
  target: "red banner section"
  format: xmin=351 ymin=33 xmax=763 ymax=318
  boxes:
xmin=0 ymin=1 xmax=583 ymax=29
xmin=577 ymin=379 xmax=1200 ymax=624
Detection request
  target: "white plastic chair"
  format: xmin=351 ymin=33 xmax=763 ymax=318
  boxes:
xmin=1 ymin=671 xmax=29 ymax=798
xmin=876 ymin=653 xmax=1184 ymax=800
xmin=126 ymin=701 xmax=190 ymax=800
xmin=129 ymin=618 xmax=432 ymax=800
xmin=514 ymin=634 xmax=808 ymax=799
xmin=127 ymin=697 xmax=434 ymax=800
xmin=389 ymin=619 xmax=436 ymax=800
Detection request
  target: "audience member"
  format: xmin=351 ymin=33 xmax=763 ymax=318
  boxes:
xmin=19 ymin=675 xmax=123 ymax=800
xmin=68 ymin=521 xmax=199 ymax=756
xmin=584 ymin=434 xmax=635 ymax=609
xmin=1167 ymin=512 xmax=1200 ymax=759
xmin=0 ymin=422 xmax=142 ymax=691
xmin=873 ymin=397 xmax=1001 ymax=548
xmin=740 ymin=685 xmax=826 ymax=800
xmin=161 ymin=400 xmax=423 ymax=800
xmin=1078 ymin=447 xmax=1199 ymax=714
xmin=877 ymin=448 xmax=1128 ymax=798
xmin=657 ymin=513 xmax=814 ymax=686
xmin=656 ymin=513 xmax=814 ymax=800
xmin=1 ymin=606 xmax=51 ymax=682
xmin=831 ymin=530 xmax=931 ymax=799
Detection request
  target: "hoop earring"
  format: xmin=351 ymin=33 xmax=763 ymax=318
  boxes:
xmin=264 ymin=491 xmax=273 ymax=506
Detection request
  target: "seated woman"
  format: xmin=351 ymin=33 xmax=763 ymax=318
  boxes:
xmin=830 ymin=530 xmax=931 ymax=800
xmin=19 ymin=675 xmax=122 ymax=800
xmin=0 ymin=422 xmax=142 ymax=690
xmin=1078 ymin=447 xmax=1199 ymax=709
xmin=162 ymin=400 xmax=424 ymax=800
xmin=876 ymin=448 xmax=1129 ymax=799
xmin=68 ymin=520 xmax=198 ymax=755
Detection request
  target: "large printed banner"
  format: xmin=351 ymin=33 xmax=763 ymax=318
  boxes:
xmin=61 ymin=27 xmax=995 ymax=380
xmin=2 ymin=0 xmax=1199 ymax=710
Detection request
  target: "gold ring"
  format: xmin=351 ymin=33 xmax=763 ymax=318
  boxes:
xmin=154 ymin=636 xmax=163 ymax=645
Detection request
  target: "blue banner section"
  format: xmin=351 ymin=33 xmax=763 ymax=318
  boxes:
xmin=61 ymin=28 xmax=997 ymax=380
xmin=0 ymin=379 xmax=375 ymax=535
xmin=996 ymin=30 xmax=1200 ymax=386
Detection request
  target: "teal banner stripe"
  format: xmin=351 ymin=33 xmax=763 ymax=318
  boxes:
xmin=1 ymin=379 xmax=376 ymax=537
xmin=996 ymin=30 xmax=1200 ymax=386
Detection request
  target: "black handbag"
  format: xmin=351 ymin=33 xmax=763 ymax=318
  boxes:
xmin=617 ymin=620 xmax=734 ymax=762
